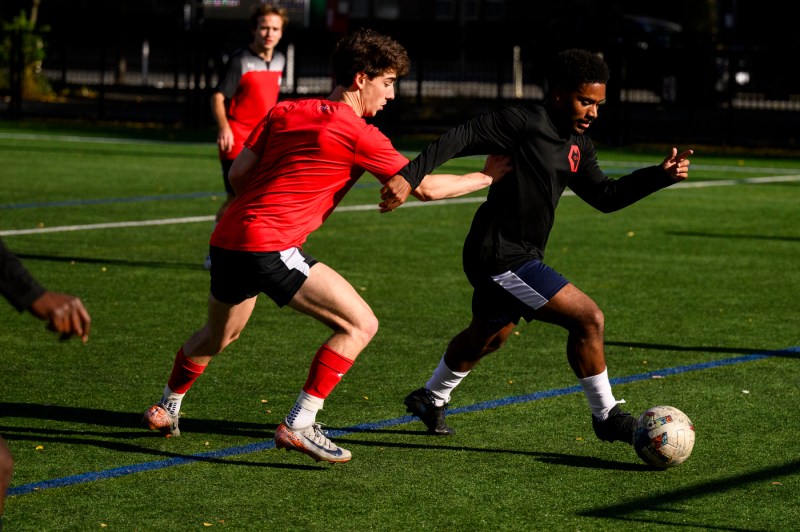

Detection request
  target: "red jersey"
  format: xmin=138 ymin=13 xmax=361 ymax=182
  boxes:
xmin=216 ymin=48 xmax=285 ymax=161
xmin=210 ymin=99 xmax=409 ymax=252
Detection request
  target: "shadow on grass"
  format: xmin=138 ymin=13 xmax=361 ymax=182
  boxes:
xmin=606 ymin=341 xmax=800 ymax=359
xmin=0 ymin=402 xmax=273 ymax=436
xmin=578 ymin=458 xmax=800 ymax=531
xmin=337 ymin=434 xmax=649 ymax=471
xmin=0 ymin=403 xmax=325 ymax=472
xmin=667 ymin=230 xmax=800 ymax=243
xmin=15 ymin=252 xmax=206 ymax=271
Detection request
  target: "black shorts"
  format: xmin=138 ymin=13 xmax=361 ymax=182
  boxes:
xmin=209 ymin=246 xmax=318 ymax=306
xmin=221 ymin=159 xmax=235 ymax=195
xmin=468 ymin=259 xmax=569 ymax=325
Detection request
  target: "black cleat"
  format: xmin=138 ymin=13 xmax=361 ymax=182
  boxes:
xmin=404 ymin=387 xmax=456 ymax=435
xmin=592 ymin=404 xmax=635 ymax=444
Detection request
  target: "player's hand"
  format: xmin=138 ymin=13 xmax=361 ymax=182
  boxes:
xmin=217 ymin=126 xmax=235 ymax=153
xmin=483 ymin=154 xmax=513 ymax=183
xmin=29 ymin=291 xmax=92 ymax=343
xmin=661 ymin=148 xmax=693 ymax=182
xmin=379 ymin=174 xmax=412 ymax=213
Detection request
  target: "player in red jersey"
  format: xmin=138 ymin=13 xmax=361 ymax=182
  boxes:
xmin=143 ymin=28 xmax=510 ymax=463
xmin=206 ymin=4 xmax=289 ymax=269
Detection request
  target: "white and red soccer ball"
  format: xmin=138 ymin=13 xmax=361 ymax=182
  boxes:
xmin=633 ymin=405 xmax=695 ymax=469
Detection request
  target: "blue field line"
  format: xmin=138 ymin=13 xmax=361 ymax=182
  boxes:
xmin=8 ymin=346 xmax=797 ymax=497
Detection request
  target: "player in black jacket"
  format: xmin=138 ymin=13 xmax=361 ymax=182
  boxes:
xmin=381 ymin=49 xmax=693 ymax=444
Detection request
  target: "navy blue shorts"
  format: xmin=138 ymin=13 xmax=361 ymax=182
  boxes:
xmin=209 ymin=246 xmax=318 ymax=306
xmin=469 ymin=260 xmax=569 ymax=325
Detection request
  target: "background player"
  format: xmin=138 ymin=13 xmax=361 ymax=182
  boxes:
xmin=206 ymin=3 xmax=289 ymax=269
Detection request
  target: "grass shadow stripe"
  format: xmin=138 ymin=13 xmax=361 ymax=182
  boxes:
xmin=7 ymin=346 xmax=797 ymax=497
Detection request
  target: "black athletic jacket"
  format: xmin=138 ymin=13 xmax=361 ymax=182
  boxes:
xmin=0 ymin=239 xmax=45 ymax=312
xmin=399 ymin=103 xmax=675 ymax=275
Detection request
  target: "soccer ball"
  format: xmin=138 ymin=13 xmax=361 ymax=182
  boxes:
xmin=633 ymin=405 xmax=695 ymax=469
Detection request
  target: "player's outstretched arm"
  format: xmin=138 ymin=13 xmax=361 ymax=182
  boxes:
xmin=410 ymin=154 xmax=512 ymax=202
xmin=661 ymin=148 xmax=693 ymax=182
xmin=379 ymin=155 xmax=511 ymax=211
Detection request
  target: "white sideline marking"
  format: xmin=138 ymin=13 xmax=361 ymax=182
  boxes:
xmin=2 ymin=174 xmax=799 ymax=237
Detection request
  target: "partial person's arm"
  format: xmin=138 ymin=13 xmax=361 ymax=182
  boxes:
xmin=570 ymin=147 xmax=694 ymax=213
xmin=405 ymin=154 xmax=512 ymax=202
xmin=0 ymin=240 xmax=91 ymax=343
xmin=380 ymin=107 xmax=525 ymax=210
xmin=0 ymin=239 xmax=45 ymax=311
xmin=227 ymin=147 xmax=260 ymax=195
xmin=211 ymin=91 xmax=235 ymax=154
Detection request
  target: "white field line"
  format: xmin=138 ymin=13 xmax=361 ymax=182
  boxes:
xmin=2 ymin=174 xmax=799 ymax=237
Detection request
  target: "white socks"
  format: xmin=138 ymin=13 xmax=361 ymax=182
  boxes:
xmin=425 ymin=356 xmax=470 ymax=407
xmin=578 ymin=368 xmax=618 ymax=421
xmin=285 ymin=391 xmax=324 ymax=429
xmin=160 ymin=386 xmax=185 ymax=417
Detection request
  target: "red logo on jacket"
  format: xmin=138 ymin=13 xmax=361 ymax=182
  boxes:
xmin=568 ymin=145 xmax=580 ymax=172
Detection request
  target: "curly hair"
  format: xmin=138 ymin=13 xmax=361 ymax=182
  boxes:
xmin=331 ymin=28 xmax=411 ymax=87
xmin=250 ymin=3 xmax=289 ymax=31
xmin=545 ymin=49 xmax=610 ymax=94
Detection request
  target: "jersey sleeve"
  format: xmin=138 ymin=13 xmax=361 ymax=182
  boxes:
xmin=216 ymin=53 xmax=243 ymax=99
xmin=399 ymin=106 xmax=527 ymax=188
xmin=354 ymin=126 xmax=409 ymax=184
xmin=0 ymin=239 xmax=45 ymax=312
xmin=569 ymin=139 xmax=675 ymax=213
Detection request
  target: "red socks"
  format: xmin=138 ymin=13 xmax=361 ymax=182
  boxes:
xmin=303 ymin=344 xmax=354 ymax=399
xmin=167 ymin=348 xmax=207 ymax=394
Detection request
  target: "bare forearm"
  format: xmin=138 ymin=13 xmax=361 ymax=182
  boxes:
xmin=411 ymin=172 xmax=493 ymax=202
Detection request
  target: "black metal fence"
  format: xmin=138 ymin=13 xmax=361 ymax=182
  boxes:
xmin=2 ymin=22 xmax=799 ymax=149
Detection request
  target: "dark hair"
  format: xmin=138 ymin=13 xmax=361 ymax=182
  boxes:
xmin=331 ymin=28 xmax=410 ymax=87
xmin=250 ymin=4 xmax=289 ymax=31
xmin=545 ymin=49 xmax=609 ymax=94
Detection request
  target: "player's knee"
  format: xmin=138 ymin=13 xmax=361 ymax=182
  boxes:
xmin=357 ymin=312 xmax=379 ymax=344
xmin=580 ymin=306 xmax=604 ymax=338
xmin=483 ymin=334 xmax=507 ymax=354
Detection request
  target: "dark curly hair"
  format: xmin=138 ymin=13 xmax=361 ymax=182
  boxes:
xmin=545 ymin=49 xmax=610 ymax=94
xmin=331 ymin=28 xmax=411 ymax=87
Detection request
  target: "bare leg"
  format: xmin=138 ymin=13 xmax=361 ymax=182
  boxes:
xmin=274 ymin=263 xmax=377 ymax=463
xmin=287 ymin=262 xmax=379 ymax=360
xmin=182 ymin=293 xmax=258 ymax=365
xmin=530 ymin=283 xmax=606 ymax=378
xmin=443 ymin=318 xmax=516 ymax=372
